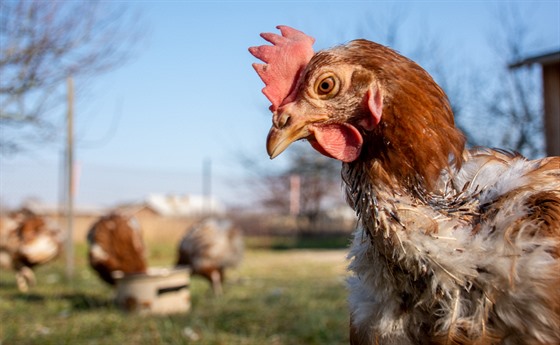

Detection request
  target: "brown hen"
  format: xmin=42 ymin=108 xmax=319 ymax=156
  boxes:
xmin=250 ymin=26 xmax=560 ymax=345
xmin=87 ymin=212 xmax=147 ymax=285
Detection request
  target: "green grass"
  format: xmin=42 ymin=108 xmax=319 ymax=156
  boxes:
xmin=0 ymin=242 xmax=350 ymax=345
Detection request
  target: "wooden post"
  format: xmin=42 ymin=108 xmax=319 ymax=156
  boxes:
xmin=65 ymin=76 xmax=75 ymax=280
xmin=542 ymin=64 xmax=560 ymax=156
xmin=203 ymin=159 xmax=212 ymax=215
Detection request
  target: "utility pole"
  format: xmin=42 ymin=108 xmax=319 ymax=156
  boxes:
xmin=203 ymin=158 xmax=212 ymax=215
xmin=65 ymin=76 xmax=75 ymax=280
xmin=289 ymin=174 xmax=301 ymax=216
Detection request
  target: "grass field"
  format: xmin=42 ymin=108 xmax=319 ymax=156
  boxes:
xmin=0 ymin=240 xmax=351 ymax=345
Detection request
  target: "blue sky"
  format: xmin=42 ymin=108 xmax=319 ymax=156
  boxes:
xmin=1 ymin=1 xmax=559 ymax=209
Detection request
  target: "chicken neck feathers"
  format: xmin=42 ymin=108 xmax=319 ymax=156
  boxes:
xmin=346 ymin=148 xmax=560 ymax=344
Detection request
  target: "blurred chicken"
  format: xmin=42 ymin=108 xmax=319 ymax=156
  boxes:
xmin=250 ymin=26 xmax=560 ymax=344
xmin=176 ymin=218 xmax=243 ymax=295
xmin=87 ymin=212 xmax=147 ymax=285
xmin=0 ymin=210 xmax=61 ymax=292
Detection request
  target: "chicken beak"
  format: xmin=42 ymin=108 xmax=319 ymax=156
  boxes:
xmin=266 ymin=102 xmax=330 ymax=159
xmin=267 ymin=126 xmax=305 ymax=159
xmin=266 ymin=103 xmax=314 ymax=159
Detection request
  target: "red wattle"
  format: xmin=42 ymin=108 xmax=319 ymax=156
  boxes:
xmin=308 ymin=123 xmax=363 ymax=162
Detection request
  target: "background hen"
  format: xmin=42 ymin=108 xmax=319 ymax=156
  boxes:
xmin=250 ymin=26 xmax=560 ymax=345
xmin=0 ymin=210 xmax=61 ymax=292
xmin=176 ymin=218 xmax=244 ymax=295
xmin=86 ymin=212 xmax=147 ymax=285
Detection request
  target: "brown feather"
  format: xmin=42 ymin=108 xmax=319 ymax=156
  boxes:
xmin=87 ymin=213 xmax=147 ymax=285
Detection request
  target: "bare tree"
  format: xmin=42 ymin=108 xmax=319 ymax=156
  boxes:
xmin=0 ymin=0 xmax=143 ymax=155
xmin=478 ymin=5 xmax=545 ymax=158
xmin=285 ymin=144 xmax=342 ymax=227
xmin=357 ymin=4 xmax=408 ymax=48
xmin=239 ymin=141 xmax=342 ymax=228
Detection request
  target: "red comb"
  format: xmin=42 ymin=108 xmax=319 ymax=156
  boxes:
xmin=249 ymin=25 xmax=315 ymax=111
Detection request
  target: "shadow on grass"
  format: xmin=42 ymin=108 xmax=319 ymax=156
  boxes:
xmin=0 ymin=280 xmax=17 ymax=289
xmin=60 ymin=292 xmax=113 ymax=311
xmin=11 ymin=292 xmax=113 ymax=311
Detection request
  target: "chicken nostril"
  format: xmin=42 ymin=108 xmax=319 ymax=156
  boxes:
xmin=273 ymin=113 xmax=291 ymax=129
xmin=280 ymin=115 xmax=291 ymax=128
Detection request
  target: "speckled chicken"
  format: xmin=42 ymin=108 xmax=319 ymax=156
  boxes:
xmin=250 ymin=26 xmax=560 ymax=345
xmin=0 ymin=210 xmax=61 ymax=292
xmin=176 ymin=218 xmax=243 ymax=295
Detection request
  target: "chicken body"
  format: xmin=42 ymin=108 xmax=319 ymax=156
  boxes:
xmin=176 ymin=218 xmax=243 ymax=295
xmin=0 ymin=211 xmax=61 ymax=292
xmin=346 ymin=148 xmax=560 ymax=344
xmin=250 ymin=27 xmax=560 ymax=344
xmin=87 ymin=213 xmax=147 ymax=285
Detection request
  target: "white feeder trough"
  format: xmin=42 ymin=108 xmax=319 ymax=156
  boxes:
xmin=113 ymin=266 xmax=191 ymax=314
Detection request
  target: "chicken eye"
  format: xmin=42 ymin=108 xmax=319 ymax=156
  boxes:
xmin=314 ymin=75 xmax=339 ymax=99
xmin=318 ymin=78 xmax=334 ymax=94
